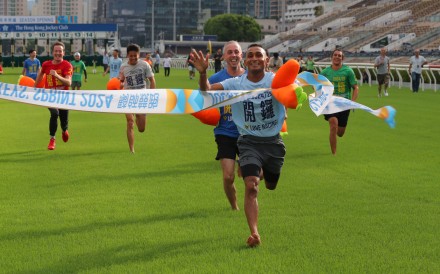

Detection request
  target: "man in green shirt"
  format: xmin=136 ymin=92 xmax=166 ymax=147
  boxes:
xmin=70 ymin=52 xmax=87 ymax=90
xmin=320 ymin=49 xmax=358 ymax=155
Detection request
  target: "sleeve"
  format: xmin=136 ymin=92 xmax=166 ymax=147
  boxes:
xmin=219 ymin=77 xmax=234 ymax=90
xmin=64 ymin=62 xmax=73 ymax=77
xmin=348 ymin=68 xmax=357 ymax=87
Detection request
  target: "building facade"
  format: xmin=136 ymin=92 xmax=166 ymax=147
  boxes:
xmin=0 ymin=0 xmax=28 ymax=16
xmin=95 ymin=0 xmax=255 ymax=48
xmin=31 ymin=0 xmax=84 ymax=23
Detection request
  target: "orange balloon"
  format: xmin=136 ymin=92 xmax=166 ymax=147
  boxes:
xmin=271 ymin=59 xmax=300 ymax=89
xmin=107 ymin=77 xmax=121 ymax=90
xmin=18 ymin=75 xmax=35 ymax=87
xmin=192 ymin=108 xmax=221 ymax=126
xmin=272 ymin=84 xmax=299 ymax=109
xmin=35 ymin=74 xmax=46 ymax=88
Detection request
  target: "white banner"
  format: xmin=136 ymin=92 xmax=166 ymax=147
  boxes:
xmin=297 ymin=72 xmax=396 ymax=128
xmin=0 ymin=81 xmax=266 ymax=114
xmin=0 ymin=72 xmax=396 ymax=128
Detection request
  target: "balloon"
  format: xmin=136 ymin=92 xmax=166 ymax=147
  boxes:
xmin=107 ymin=77 xmax=121 ymax=90
xmin=35 ymin=74 xmax=46 ymax=88
xmin=18 ymin=75 xmax=35 ymax=87
xmin=272 ymin=83 xmax=307 ymax=110
xmin=271 ymin=59 xmax=300 ymax=89
xmin=192 ymin=108 xmax=220 ymax=126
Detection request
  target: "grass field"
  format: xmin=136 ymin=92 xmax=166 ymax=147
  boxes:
xmin=0 ymin=67 xmax=439 ymax=273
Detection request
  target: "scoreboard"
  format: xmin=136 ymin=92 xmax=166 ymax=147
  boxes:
xmin=0 ymin=24 xmax=118 ymax=40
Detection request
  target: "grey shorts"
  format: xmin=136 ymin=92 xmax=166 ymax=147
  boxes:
xmin=71 ymin=81 xmax=82 ymax=88
xmin=237 ymin=134 xmax=286 ymax=175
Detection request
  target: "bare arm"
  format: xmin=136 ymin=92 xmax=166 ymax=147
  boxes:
xmin=118 ymin=71 xmax=125 ymax=89
xmin=148 ymin=76 xmax=156 ymax=89
xmin=50 ymin=70 xmax=71 ymax=87
xmin=352 ymin=84 xmax=359 ymax=101
xmin=103 ymin=65 xmax=110 ymax=76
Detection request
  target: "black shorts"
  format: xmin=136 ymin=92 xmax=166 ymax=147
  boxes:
xmin=215 ymin=135 xmax=239 ymax=160
xmin=237 ymin=134 xmax=285 ymax=179
xmin=71 ymin=81 xmax=82 ymax=88
xmin=324 ymin=109 xmax=351 ymax=127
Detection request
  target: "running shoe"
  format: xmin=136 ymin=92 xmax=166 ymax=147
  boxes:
xmin=48 ymin=138 xmax=56 ymax=150
xmin=62 ymin=130 xmax=69 ymax=142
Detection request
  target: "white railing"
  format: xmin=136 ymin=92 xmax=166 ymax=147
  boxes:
xmin=154 ymin=59 xmax=439 ymax=92
xmin=314 ymin=62 xmax=439 ymax=91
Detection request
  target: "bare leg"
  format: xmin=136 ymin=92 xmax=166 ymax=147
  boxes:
xmin=220 ymin=158 xmax=239 ymax=210
xmin=135 ymin=114 xmax=147 ymax=132
xmin=328 ymin=117 xmax=338 ymax=155
xmin=125 ymin=114 xmax=135 ymax=153
xmin=244 ymin=175 xmax=260 ymax=246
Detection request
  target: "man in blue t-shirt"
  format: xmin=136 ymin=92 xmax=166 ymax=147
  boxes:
xmin=22 ymin=49 xmax=41 ymax=80
xmin=208 ymin=41 xmax=246 ymax=211
xmin=103 ymin=49 xmax=123 ymax=79
xmin=191 ymin=44 xmax=286 ymax=248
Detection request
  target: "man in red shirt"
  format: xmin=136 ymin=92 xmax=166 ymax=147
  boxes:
xmin=34 ymin=41 xmax=73 ymax=150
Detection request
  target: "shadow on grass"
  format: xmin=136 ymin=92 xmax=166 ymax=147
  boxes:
xmin=0 ymin=211 xmax=208 ymax=242
xmin=17 ymin=240 xmax=209 ymax=274
xmin=51 ymin=161 xmax=219 ymax=186
xmin=0 ymin=149 xmax=122 ymax=163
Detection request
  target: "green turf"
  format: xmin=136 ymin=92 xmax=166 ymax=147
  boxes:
xmin=0 ymin=67 xmax=439 ymax=273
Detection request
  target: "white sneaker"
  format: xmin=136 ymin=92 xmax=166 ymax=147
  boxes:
xmin=385 ymin=91 xmax=388 ymax=96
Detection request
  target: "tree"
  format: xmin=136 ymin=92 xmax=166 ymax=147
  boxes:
xmin=204 ymin=14 xmax=261 ymax=42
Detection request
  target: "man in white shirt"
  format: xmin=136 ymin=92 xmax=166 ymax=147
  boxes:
xmin=408 ymin=49 xmax=428 ymax=93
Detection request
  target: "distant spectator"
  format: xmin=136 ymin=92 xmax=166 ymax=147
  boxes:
xmin=154 ymin=50 xmax=160 ymax=73
xmin=306 ymin=55 xmax=315 ymax=73
xmin=144 ymin=52 xmax=153 ymax=67
xmin=187 ymin=50 xmax=196 ymax=80
xmin=374 ymin=47 xmax=390 ymax=97
xmin=163 ymin=54 xmax=171 ymax=77
xmin=297 ymin=55 xmax=305 ymax=72
xmin=408 ymin=49 xmax=428 ymax=93
xmin=102 ymin=50 xmax=109 ymax=73
xmin=213 ymin=48 xmax=223 ymax=73
xmin=362 ymin=70 xmax=369 ymax=84
xmin=268 ymin=52 xmax=283 ymax=72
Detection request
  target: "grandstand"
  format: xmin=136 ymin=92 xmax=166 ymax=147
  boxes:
xmin=262 ymin=0 xmax=440 ymax=64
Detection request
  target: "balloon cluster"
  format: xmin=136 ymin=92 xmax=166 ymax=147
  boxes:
xmin=271 ymin=59 xmax=308 ymax=110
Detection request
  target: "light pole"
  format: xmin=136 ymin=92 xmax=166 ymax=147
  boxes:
xmin=151 ymin=0 xmax=155 ymax=52
xmin=173 ymin=0 xmax=176 ymax=41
